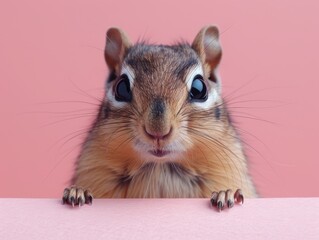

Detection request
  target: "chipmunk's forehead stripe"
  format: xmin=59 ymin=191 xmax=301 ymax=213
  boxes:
xmin=124 ymin=44 xmax=199 ymax=79
xmin=125 ymin=56 xmax=155 ymax=76
xmin=125 ymin=56 xmax=199 ymax=79
xmin=172 ymin=58 xmax=199 ymax=79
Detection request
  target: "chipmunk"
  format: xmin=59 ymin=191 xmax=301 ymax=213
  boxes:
xmin=62 ymin=26 xmax=257 ymax=211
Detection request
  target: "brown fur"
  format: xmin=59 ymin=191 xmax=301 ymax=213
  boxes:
xmin=71 ymin=26 xmax=257 ymax=198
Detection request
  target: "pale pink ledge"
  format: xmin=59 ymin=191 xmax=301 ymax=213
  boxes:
xmin=0 ymin=198 xmax=318 ymax=239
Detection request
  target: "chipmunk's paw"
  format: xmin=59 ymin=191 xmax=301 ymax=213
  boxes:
xmin=62 ymin=186 xmax=93 ymax=207
xmin=210 ymin=189 xmax=244 ymax=212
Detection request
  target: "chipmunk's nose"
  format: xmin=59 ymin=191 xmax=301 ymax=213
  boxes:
xmin=144 ymin=126 xmax=173 ymax=140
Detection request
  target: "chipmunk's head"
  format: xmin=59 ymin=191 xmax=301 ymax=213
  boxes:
xmin=101 ymin=26 xmax=227 ymax=163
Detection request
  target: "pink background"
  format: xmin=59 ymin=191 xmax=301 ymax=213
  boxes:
xmin=0 ymin=0 xmax=318 ymax=198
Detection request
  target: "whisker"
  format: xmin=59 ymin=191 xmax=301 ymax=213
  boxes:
xmin=227 ymin=114 xmax=278 ymax=125
xmin=39 ymin=114 xmax=97 ymax=128
xmin=69 ymin=78 xmax=104 ymax=104
xmin=32 ymin=100 xmax=101 ymax=106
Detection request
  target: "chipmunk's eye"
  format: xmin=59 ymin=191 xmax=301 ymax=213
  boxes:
xmin=189 ymin=75 xmax=207 ymax=102
xmin=115 ymin=74 xmax=132 ymax=102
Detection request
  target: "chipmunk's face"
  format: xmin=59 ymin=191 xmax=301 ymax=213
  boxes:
xmin=102 ymin=27 xmax=226 ymax=163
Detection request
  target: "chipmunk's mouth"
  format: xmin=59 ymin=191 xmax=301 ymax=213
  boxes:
xmin=133 ymin=138 xmax=187 ymax=162
xmin=148 ymin=149 xmax=171 ymax=158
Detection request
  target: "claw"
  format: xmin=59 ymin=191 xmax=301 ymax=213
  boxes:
xmin=84 ymin=190 xmax=93 ymax=205
xmin=70 ymin=196 xmax=75 ymax=207
xmin=217 ymin=201 xmax=223 ymax=212
xmin=68 ymin=187 xmax=77 ymax=206
xmin=234 ymin=189 xmax=244 ymax=204
xmin=76 ymin=188 xmax=85 ymax=207
xmin=216 ymin=191 xmax=226 ymax=211
xmin=225 ymin=189 xmax=234 ymax=208
xmin=210 ymin=191 xmax=218 ymax=206
xmin=78 ymin=198 xmax=84 ymax=207
xmin=227 ymin=199 xmax=234 ymax=208
xmin=62 ymin=188 xmax=70 ymax=205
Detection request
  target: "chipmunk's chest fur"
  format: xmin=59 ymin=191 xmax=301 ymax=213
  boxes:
xmin=74 ymin=159 xmax=209 ymax=198
xmin=113 ymin=163 xmax=206 ymax=198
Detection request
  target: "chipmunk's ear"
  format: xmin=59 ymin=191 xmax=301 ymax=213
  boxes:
xmin=104 ymin=28 xmax=132 ymax=71
xmin=192 ymin=26 xmax=222 ymax=80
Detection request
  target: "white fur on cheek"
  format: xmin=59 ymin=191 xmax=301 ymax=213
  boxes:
xmin=193 ymin=88 xmax=219 ymax=110
xmin=106 ymin=64 xmax=135 ymax=108
xmin=106 ymin=88 xmax=126 ymax=108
